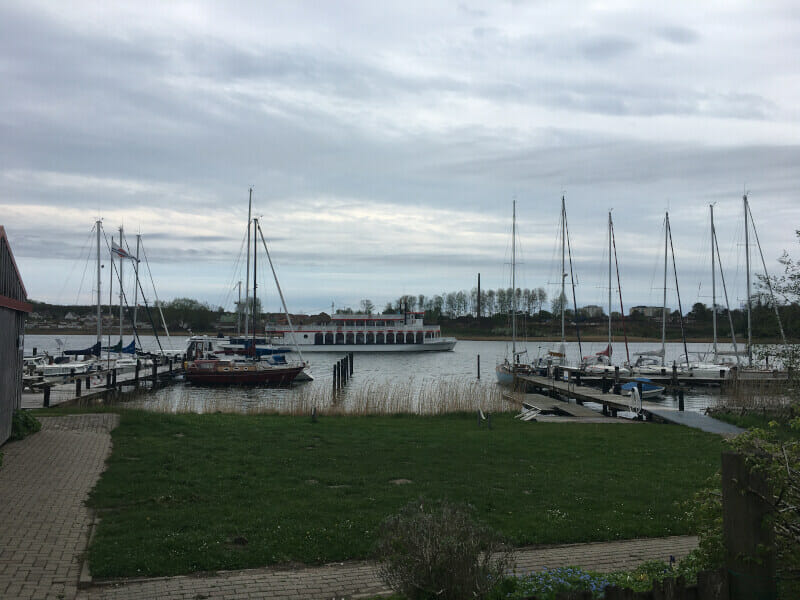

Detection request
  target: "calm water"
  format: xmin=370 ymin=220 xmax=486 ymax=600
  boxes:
xmin=25 ymin=334 xmax=730 ymax=414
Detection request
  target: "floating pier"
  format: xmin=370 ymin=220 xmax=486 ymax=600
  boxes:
xmin=517 ymin=373 xmax=745 ymax=435
xmin=21 ymin=359 xmax=183 ymax=409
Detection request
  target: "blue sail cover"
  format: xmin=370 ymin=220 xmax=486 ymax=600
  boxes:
xmin=64 ymin=341 xmax=101 ymax=356
xmin=121 ymin=339 xmax=136 ymax=354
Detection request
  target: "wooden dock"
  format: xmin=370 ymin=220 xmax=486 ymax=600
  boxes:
xmin=518 ymin=374 xmax=745 ymax=435
xmin=21 ymin=361 xmax=183 ymax=409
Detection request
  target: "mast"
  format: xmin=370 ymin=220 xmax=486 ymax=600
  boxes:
xmin=133 ymin=233 xmax=141 ymax=340
xmin=667 ymin=215 xmax=690 ymax=368
xmin=560 ymin=196 xmax=566 ymax=353
xmin=744 ymin=194 xmax=752 ymax=366
xmin=119 ymin=226 xmax=124 ymax=346
xmin=236 ymin=281 xmax=242 ymax=335
xmin=244 ymin=187 xmax=252 ymax=337
xmin=610 ymin=215 xmax=630 ymax=366
xmin=713 ymin=221 xmax=740 ymax=363
xmin=711 ymin=205 xmax=717 ymax=356
xmin=252 ymin=217 xmax=258 ymax=348
xmin=511 ymin=200 xmax=516 ymax=360
xmin=96 ymin=220 xmax=102 ymax=346
xmin=257 ymin=222 xmax=308 ymax=365
xmin=607 ymin=211 xmax=612 ymax=352
xmin=661 ymin=212 xmax=668 ymax=366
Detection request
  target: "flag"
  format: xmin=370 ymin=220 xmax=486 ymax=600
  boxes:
xmin=111 ymin=241 xmax=139 ymax=261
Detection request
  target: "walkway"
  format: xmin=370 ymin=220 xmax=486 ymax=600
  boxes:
xmin=79 ymin=536 xmax=697 ymax=599
xmin=0 ymin=414 xmax=119 ymax=600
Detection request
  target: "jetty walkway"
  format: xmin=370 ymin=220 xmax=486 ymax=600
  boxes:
xmin=21 ymin=361 xmax=182 ymax=409
xmin=1 ymin=414 xmax=698 ymax=600
xmin=518 ymin=374 xmax=745 ymax=435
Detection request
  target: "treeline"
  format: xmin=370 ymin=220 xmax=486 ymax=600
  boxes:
xmin=335 ymin=288 xmax=550 ymax=319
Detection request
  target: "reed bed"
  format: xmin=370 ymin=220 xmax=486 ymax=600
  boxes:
xmin=716 ymin=376 xmax=798 ymax=418
xmin=131 ymin=377 xmax=510 ymax=416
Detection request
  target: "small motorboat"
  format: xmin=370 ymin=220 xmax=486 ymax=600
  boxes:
xmin=621 ymin=377 xmax=665 ymax=399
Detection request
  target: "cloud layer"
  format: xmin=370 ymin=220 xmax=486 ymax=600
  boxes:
xmin=2 ymin=1 xmax=799 ymax=313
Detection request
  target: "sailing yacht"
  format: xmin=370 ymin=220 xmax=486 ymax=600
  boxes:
xmin=582 ymin=212 xmax=630 ymax=376
xmin=496 ymin=201 xmax=535 ymax=386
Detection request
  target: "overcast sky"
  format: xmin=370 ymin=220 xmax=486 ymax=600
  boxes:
xmin=2 ymin=1 xmax=799 ymax=315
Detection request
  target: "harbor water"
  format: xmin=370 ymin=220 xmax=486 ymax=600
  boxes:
xmin=24 ymin=335 xmax=732 ymax=414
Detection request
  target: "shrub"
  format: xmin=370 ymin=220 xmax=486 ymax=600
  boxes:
xmin=11 ymin=410 xmax=42 ymax=441
xmin=511 ymin=566 xmax=611 ymax=599
xmin=374 ymin=498 xmax=514 ymax=600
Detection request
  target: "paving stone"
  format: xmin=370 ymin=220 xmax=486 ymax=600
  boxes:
xmin=0 ymin=414 xmax=119 ymax=600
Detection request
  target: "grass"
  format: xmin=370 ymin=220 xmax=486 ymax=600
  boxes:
xmin=86 ymin=410 xmax=724 ymax=579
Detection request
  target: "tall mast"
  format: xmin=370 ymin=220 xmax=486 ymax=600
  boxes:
xmin=744 ymin=193 xmax=752 ymax=366
xmin=607 ymin=211 xmax=612 ymax=352
xmin=244 ymin=187 xmax=252 ymax=337
xmin=711 ymin=205 xmax=717 ymax=356
xmin=133 ymin=233 xmax=141 ymax=338
xmin=560 ymin=196 xmax=566 ymax=351
xmin=119 ymin=226 xmax=124 ymax=345
xmin=511 ymin=200 xmax=516 ymax=360
xmin=96 ymin=220 xmax=102 ymax=346
xmin=236 ymin=281 xmax=242 ymax=335
xmin=252 ymin=216 xmax=258 ymax=347
xmin=661 ymin=212 xmax=668 ymax=366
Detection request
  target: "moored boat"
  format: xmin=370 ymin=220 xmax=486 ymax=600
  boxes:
xmin=183 ymin=336 xmax=305 ymax=385
xmin=267 ymin=311 xmax=456 ymax=353
xmin=621 ymin=378 xmax=665 ymax=399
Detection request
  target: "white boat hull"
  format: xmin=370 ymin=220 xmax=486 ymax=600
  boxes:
xmin=286 ymin=339 xmax=457 ymax=353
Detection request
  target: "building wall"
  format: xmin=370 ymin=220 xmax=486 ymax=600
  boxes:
xmin=0 ymin=308 xmax=24 ymax=445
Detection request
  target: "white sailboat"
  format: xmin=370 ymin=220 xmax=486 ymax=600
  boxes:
xmin=496 ymin=200 xmax=534 ymax=386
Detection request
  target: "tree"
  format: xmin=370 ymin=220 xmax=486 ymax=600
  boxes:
xmin=383 ymin=303 xmax=395 ymax=314
xmin=360 ymin=299 xmax=375 ymax=314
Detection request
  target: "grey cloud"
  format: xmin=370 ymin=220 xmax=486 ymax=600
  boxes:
xmin=656 ymin=25 xmax=700 ymax=45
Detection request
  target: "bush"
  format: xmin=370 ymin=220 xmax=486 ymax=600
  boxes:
xmin=11 ymin=410 xmax=42 ymax=441
xmin=374 ymin=498 xmax=514 ymax=600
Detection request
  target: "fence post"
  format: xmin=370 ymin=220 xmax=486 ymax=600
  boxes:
xmin=721 ymin=451 xmax=777 ymax=600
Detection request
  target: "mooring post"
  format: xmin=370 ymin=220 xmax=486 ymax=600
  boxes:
xmin=169 ymin=358 xmax=173 ymax=374
xmin=678 ymin=390 xmax=685 ymax=411
xmin=152 ymin=360 xmax=158 ymax=387
xmin=75 ymin=377 xmax=82 ymax=398
xmin=105 ymin=372 xmax=111 ymax=388
xmin=671 ymin=363 xmax=678 ymax=388
xmin=722 ymin=451 xmax=777 ymax=600
xmin=85 ymin=375 xmax=91 ymax=389
xmin=332 ymin=365 xmax=337 ymax=395
xmin=134 ymin=360 xmax=140 ymax=388
xmin=477 ymin=354 xmax=480 ymax=379
xmin=601 ymin=376 xmax=608 ymax=394
xmin=349 ymin=352 xmax=354 ymax=376
xmin=614 ymin=366 xmax=620 ymax=385
xmin=112 ymin=368 xmax=118 ymax=388
xmin=43 ymin=385 xmax=50 ymax=408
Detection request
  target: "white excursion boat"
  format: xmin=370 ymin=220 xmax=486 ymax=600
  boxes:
xmin=266 ymin=311 xmax=456 ymax=353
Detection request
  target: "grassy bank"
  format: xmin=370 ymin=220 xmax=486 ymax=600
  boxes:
xmin=87 ymin=411 xmax=723 ymax=578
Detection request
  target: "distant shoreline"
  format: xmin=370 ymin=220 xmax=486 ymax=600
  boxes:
xmin=24 ymin=328 xmax=789 ymax=345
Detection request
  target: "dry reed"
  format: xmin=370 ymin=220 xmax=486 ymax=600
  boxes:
xmin=130 ymin=377 xmax=511 ymax=416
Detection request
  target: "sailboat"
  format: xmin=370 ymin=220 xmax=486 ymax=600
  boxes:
xmin=184 ymin=201 xmax=308 ymax=385
xmin=496 ymin=200 xmax=535 ymax=387
xmin=583 ymin=212 xmax=630 ymax=375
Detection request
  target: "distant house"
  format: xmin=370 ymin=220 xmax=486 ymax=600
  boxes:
xmin=630 ymin=306 xmax=664 ymax=319
xmin=0 ymin=226 xmax=32 ymax=445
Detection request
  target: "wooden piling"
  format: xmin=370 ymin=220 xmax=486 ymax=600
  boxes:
xmin=152 ymin=361 xmax=158 ymax=387
xmin=134 ymin=360 xmax=140 ymax=388
xmin=43 ymin=385 xmax=50 ymax=408
xmin=477 ymin=354 xmax=480 ymax=379
xmin=722 ymin=451 xmax=776 ymax=600
xmin=75 ymin=378 xmax=82 ymax=398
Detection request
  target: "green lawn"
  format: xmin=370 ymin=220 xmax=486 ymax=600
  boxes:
xmin=87 ymin=411 xmax=724 ymax=578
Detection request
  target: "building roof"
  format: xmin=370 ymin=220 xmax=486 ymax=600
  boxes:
xmin=0 ymin=226 xmax=32 ymax=313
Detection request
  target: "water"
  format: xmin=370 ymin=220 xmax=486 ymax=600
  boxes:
xmin=24 ymin=334 xmax=726 ymax=414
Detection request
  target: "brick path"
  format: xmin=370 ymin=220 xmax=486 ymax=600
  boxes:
xmin=0 ymin=414 xmax=698 ymax=600
xmin=80 ymin=536 xmax=698 ymax=600
xmin=0 ymin=414 xmax=119 ymax=600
